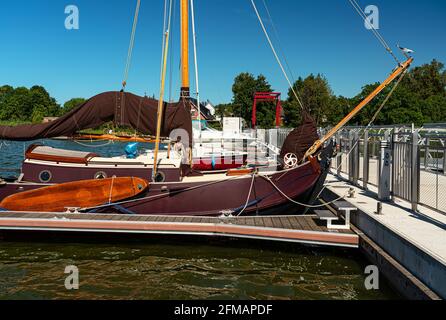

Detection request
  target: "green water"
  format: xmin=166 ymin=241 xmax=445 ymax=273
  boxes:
xmin=0 ymin=239 xmax=399 ymax=300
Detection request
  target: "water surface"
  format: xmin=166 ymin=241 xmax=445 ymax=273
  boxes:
xmin=0 ymin=140 xmax=398 ymax=300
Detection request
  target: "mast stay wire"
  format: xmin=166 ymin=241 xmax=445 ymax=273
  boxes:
xmin=348 ymin=0 xmax=401 ymax=66
xmin=261 ymin=0 xmax=296 ymax=85
xmin=122 ymin=0 xmax=141 ymax=90
xmin=168 ymin=0 xmax=176 ymax=102
xmin=160 ymin=0 xmax=170 ymax=84
xmin=250 ymin=0 xmax=304 ymax=111
xmin=152 ymin=0 xmax=174 ymax=181
xmin=273 ymin=70 xmax=408 ymax=207
xmin=330 ymin=70 xmax=408 ymax=176
xmin=317 ymin=0 xmax=410 ymax=167
xmin=190 ymin=0 xmax=202 ymax=144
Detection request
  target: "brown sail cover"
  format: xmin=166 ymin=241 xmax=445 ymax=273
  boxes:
xmin=280 ymin=111 xmax=319 ymax=161
xmin=0 ymin=91 xmax=193 ymax=143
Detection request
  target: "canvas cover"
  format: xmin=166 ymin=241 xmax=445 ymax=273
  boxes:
xmin=280 ymin=111 xmax=319 ymax=161
xmin=0 ymin=91 xmax=193 ymax=144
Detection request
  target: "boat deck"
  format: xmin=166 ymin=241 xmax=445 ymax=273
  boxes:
xmin=0 ymin=212 xmax=358 ymax=248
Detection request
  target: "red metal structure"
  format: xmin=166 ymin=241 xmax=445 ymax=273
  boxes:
xmin=252 ymin=92 xmax=283 ymax=128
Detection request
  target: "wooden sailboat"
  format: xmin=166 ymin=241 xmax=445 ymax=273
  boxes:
xmin=0 ymin=0 xmax=414 ymax=216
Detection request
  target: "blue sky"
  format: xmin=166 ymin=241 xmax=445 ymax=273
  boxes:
xmin=0 ymin=0 xmax=445 ymax=105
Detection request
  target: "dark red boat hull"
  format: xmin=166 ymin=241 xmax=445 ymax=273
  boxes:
xmin=0 ymin=145 xmax=333 ymax=217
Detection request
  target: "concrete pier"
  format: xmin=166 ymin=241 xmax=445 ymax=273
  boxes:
xmin=322 ymin=172 xmax=445 ymax=299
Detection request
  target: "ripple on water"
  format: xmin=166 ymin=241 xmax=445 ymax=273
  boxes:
xmin=0 ymin=140 xmax=399 ymax=300
xmin=0 ymin=240 xmax=399 ymax=300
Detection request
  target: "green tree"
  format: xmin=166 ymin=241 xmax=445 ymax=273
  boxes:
xmin=29 ymin=86 xmax=60 ymax=121
xmin=61 ymin=98 xmax=86 ymax=115
xmin=403 ymin=59 xmax=446 ymax=100
xmin=283 ymin=78 xmax=303 ymax=128
xmin=0 ymin=85 xmax=60 ymax=123
xmin=231 ymin=73 xmax=274 ymax=128
xmin=284 ymin=74 xmax=334 ymax=127
xmin=215 ymin=103 xmax=234 ymax=118
xmin=325 ymin=95 xmax=351 ymax=126
xmin=423 ymin=95 xmax=446 ymax=123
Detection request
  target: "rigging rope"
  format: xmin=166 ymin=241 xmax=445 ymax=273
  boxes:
xmin=250 ymin=0 xmax=304 ymax=110
xmin=277 ymin=70 xmax=408 ymax=201
xmin=236 ymin=173 xmax=257 ymax=216
xmin=73 ymin=139 xmax=113 ymax=148
xmin=261 ymin=175 xmax=348 ymax=208
xmin=160 ymin=0 xmax=169 ymax=84
xmin=369 ymin=70 xmax=407 ymax=125
xmin=153 ymin=0 xmax=174 ymax=181
xmin=168 ymin=0 xmax=176 ymax=102
xmin=190 ymin=0 xmax=202 ymax=139
xmin=122 ymin=0 xmax=141 ymax=90
xmin=330 ymin=70 xmax=407 ymax=175
xmin=348 ymin=0 xmax=401 ymax=65
xmin=261 ymin=0 xmax=296 ymax=84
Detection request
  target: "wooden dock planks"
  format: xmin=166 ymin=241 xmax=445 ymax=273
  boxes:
xmin=0 ymin=212 xmax=359 ymax=248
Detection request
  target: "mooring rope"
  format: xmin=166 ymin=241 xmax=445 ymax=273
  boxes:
xmin=260 ymin=175 xmax=347 ymax=208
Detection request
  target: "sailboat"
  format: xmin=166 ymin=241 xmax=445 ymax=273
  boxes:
xmin=0 ymin=0 xmax=413 ymax=216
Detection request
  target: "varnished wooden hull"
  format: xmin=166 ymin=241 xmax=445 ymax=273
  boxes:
xmin=0 ymin=177 xmax=148 ymax=213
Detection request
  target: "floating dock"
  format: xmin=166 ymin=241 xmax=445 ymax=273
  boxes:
xmin=0 ymin=211 xmax=359 ymax=249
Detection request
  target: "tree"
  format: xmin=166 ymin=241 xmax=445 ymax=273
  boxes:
xmin=231 ymin=73 xmax=274 ymax=128
xmin=29 ymin=86 xmax=60 ymax=122
xmin=284 ymin=74 xmax=334 ymax=127
xmin=0 ymin=85 xmax=60 ymax=123
xmin=215 ymin=103 xmax=234 ymax=119
xmin=61 ymin=98 xmax=86 ymax=115
xmin=403 ymin=59 xmax=446 ymax=100
xmin=423 ymin=95 xmax=446 ymax=124
xmin=326 ymin=96 xmax=351 ymax=126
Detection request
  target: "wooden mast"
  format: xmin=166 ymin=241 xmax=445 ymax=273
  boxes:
xmin=180 ymin=0 xmax=190 ymax=98
xmin=304 ymin=57 xmax=414 ymax=159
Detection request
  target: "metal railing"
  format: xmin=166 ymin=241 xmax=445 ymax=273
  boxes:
xmin=330 ymin=126 xmax=446 ymax=215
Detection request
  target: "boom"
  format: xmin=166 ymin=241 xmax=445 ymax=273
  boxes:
xmin=304 ymin=57 xmax=414 ymax=159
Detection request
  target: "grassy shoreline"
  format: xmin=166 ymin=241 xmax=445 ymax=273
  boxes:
xmin=0 ymin=120 xmax=33 ymax=126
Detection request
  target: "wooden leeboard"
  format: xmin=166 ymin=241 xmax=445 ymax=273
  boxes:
xmin=0 ymin=177 xmax=149 ymax=212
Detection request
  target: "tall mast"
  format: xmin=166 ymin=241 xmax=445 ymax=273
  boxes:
xmin=180 ymin=0 xmax=190 ymax=98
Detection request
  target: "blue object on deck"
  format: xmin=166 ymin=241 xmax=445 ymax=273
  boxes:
xmin=125 ymin=142 xmax=139 ymax=159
